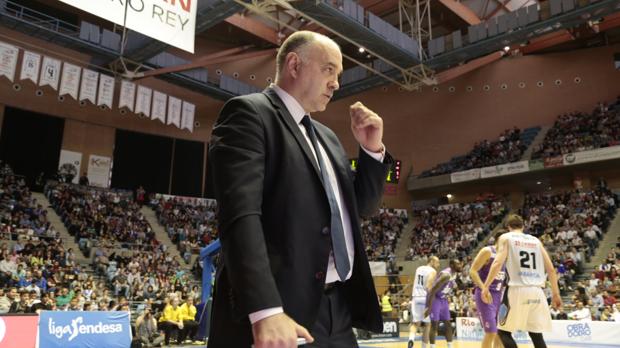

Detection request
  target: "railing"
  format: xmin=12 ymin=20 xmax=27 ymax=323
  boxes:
xmin=1 ymin=0 xmax=80 ymax=37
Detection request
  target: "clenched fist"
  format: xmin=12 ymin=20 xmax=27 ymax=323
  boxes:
xmin=350 ymin=102 xmax=384 ymax=153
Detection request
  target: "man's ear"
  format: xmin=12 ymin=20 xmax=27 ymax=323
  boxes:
xmin=286 ymin=52 xmax=301 ymax=79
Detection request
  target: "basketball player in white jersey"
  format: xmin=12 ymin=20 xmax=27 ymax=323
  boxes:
xmin=482 ymin=214 xmax=562 ymax=348
xmin=408 ymin=256 xmax=440 ymax=348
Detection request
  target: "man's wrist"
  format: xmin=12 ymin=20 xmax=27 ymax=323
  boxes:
xmin=249 ymin=307 xmax=284 ymax=324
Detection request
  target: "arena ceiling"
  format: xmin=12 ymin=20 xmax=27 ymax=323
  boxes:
xmin=1 ymin=0 xmax=620 ymax=101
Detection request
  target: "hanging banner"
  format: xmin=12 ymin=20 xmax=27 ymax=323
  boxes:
xmin=167 ymin=96 xmax=182 ymax=128
xmin=59 ymin=63 xmax=81 ymax=100
xmin=38 ymin=311 xmax=131 ymax=348
xmin=39 ymin=56 xmax=61 ymax=90
xmin=151 ymin=90 xmax=167 ymax=123
xmin=58 ymin=150 xmax=82 ymax=184
xmin=0 ymin=42 xmax=19 ymax=82
xmin=0 ymin=315 xmax=38 ymax=348
xmin=97 ymin=74 xmax=115 ymax=109
xmin=58 ymin=0 xmax=197 ymax=53
xmin=135 ymin=85 xmax=152 ymax=117
xmin=79 ymin=69 xmax=99 ymax=104
xmin=181 ymin=101 xmax=195 ymax=132
xmin=87 ymin=155 xmax=112 ymax=188
xmin=19 ymin=51 xmax=41 ymax=83
xmin=118 ymin=80 xmax=136 ymax=111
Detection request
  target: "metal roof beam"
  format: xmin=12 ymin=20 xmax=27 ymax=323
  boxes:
xmin=437 ymin=0 xmax=482 ymax=25
xmin=225 ymin=14 xmax=281 ymax=45
xmin=137 ymin=46 xmax=275 ymax=79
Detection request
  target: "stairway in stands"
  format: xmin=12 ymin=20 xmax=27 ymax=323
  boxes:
xmin=587 ymin=207 xmax=620 ymax=268
xmin=394 ymin=215 xmax=417 ymax=261
xmin=140 ymin=206 xmax=190 ymax=270
xmin=32 ymin=192 xmax=90 ymax=265
xmin=521 ymin=125 xmax=551 ymax=160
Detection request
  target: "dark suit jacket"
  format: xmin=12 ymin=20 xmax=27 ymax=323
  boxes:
xmin=207 ymin=88 xmax=390 ymax=347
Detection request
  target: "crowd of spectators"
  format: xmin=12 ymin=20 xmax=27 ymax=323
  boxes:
xmin=407 ymin=197 xmax=507 ymax=260
xmin=46 ymin=183 xmax=159 ymax=255
xmin=520 ymin=186 xmax=617 ymax=293
xmin=532 ymin=98 xmax=620 ymax=159
xmin=0 ymin=169 xmax=205 ymax=345
xmin=420 ymin=127 xmax=527 ymax=178
xmin=549 ymin=250 xmax=620 ymax=322
xmin=151 ymin=196 xmax=218 ymax=264
xmin=361 ymin=209 xmax=408 ymax=261
xmin=0 ymin=162 xmax=57 ymax=243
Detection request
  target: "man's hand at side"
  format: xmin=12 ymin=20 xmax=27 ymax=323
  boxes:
xmin=252 ymin=313 xmax=314 ymax=348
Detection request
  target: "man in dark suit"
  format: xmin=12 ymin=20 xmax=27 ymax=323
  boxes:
xmin=208 ymin=31 xmax=391 ymax=348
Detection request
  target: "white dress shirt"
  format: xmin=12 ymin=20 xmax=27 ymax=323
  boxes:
xmin=249 ymin=85 xmax=384 ymax=324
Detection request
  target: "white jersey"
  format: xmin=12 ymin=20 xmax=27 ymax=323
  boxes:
xmin=412 ymin=265 xmax=435 ymax=297
xmin=504 ymin=232 xmax=546 ymax=287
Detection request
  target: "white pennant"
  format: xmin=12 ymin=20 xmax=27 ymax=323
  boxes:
xmin=59 ymin=62 xmax=81 ymax=100
xmin=0 ymin=42 xmax=18 ymax=82
xmin=97 ymin=74 xmax=115 ymax=109
xmin=151 ymin=90 xmax=167 ymax=123
xmin=118 ymin=80 xmax=136 ymax=111
xmin=79 ymin=69 xmax=99 ymax=104
xmin=135 ymin=85 xmax=152 ymax=117
xmin=167 ymin=96 xmax=182 ymax=128
xmin=39 ymin=56 xmax=61 ymax=90
xmin=181 ymin=101 xmax=195 ymax=132
xmin=19 ymin=51 xmax=41 ymax=83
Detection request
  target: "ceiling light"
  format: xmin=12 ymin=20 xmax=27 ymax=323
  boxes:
xmin=504 ymin=46 xmax=510 ymax=52
xmin=446 ymin=194 xmax=453 ymax=199
xmin=358 ymin=47 xmax=365 ymax=53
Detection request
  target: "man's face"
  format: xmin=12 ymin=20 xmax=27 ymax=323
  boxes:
xmin=293 ymin=40 xmax=342 ymax=113
xmin=452 ymin=260 xmax=463 ymax=272
xmin=8 ymin=288 xmax=16 ymax=299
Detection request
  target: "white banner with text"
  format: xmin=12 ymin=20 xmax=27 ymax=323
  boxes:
xmin=58 ymin=0 xmax=197 ymax=52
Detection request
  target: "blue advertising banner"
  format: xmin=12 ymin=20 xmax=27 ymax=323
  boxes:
xmin=38 ymin=311 xmax=131 ymax=348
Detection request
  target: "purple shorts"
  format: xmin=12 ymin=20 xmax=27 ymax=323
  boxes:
xmin=430 ymin=297 xmax=450 ymax=322
xmin=474 ymin=288 xmax=503 ymax=333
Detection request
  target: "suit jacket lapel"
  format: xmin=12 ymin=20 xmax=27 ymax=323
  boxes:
xmin=263 ymin=88 xmax=322 ymax=180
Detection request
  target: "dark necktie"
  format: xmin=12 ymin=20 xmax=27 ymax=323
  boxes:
xmin=300 ymin=115 xmax=350 ymax=281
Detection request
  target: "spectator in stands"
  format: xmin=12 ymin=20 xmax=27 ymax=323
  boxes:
xmin=78 ymin=173 xmax=89 ymax=186
xmin=9 ymin=290 xmax=29 ymax=313
xmin=568 ymin=301 xmax=592 ymax=321
xmin=603 ymin=291 xmax=617 ymax=306
xmin=136 ymin=307 xmax=165 ymax=347
xmin=136 ymin=186 xmax=146 ymax=206
xmin=0 ymin=287 xmax=16 ymax=313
